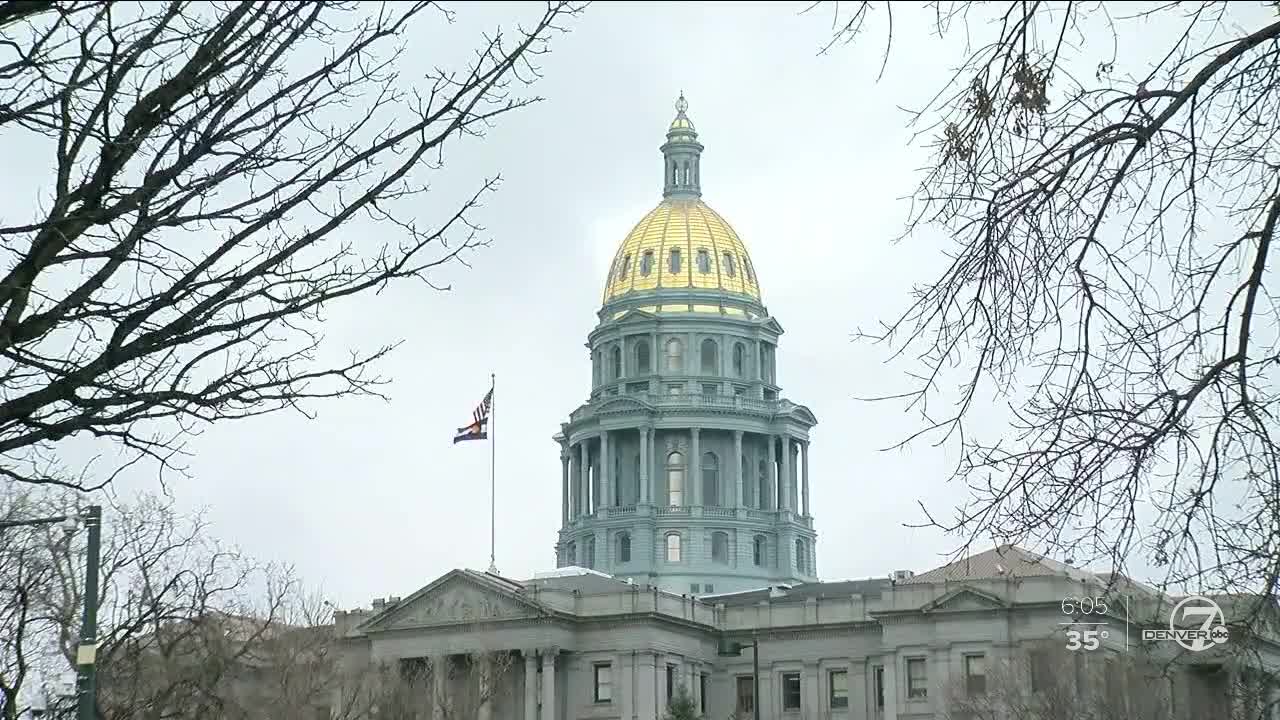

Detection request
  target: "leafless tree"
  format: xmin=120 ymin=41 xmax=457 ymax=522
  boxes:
xmin=331 ymin=650 xmax=520 ymax=720
xmin=943 ymin=641 xmax=1179 ymax=720
xmin=0 ymin=0 xmax=582 ymax=491
xmin=820 ymin=0 xmax=1280 ymax=632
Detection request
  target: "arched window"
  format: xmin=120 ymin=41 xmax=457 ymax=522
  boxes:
xmin=611 ymin=345 xmax=622 ymax=380
xmin=671 ymin=160 xmax=677 ymax=185
xmin=669 ymin=248 xmax=682 ymax=274
xmin=795 ymin=539 xmax=805 ymax=575
xmin=641 ymin=250 xmax=654 ymax=276
xmin=567 ymin=541 xmax=577 ymax=565
xmin=723 ymin=252 xmax=736 ymax=277
xmin=712 ymin=531 xmax=729 ymax=564
xmin=696 ymin=249 xmax=711 ymax=273
xmin=636 ymin=340 xmax=651 ymax=374
xmin=732 ymin=342 xmax=746 ymax=377
xmin=700 ymin=338 xmax=718 ymax=374
xmin=586 ymin=537 xmax=596 ymax=568
xmin=681 ymin=160 xmax=689 ymax=185
xmin=666 ymin=532 xmax=682 ymax=563
xmin=753 ymin=535 xmax=766 ymax=567
xmin=666 ymin=451 xmax=685 ymax=506
xmin=618 ymin=254 xmax=631 ymax=281
xmin=701 ymin=452 xmax=719 ymax=507
xmin=618 ymin=532 xmax=632 ymax=563
xmin=665 ymin=338 xmax=683 ymax=372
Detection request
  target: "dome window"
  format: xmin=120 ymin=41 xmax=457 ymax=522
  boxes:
xmin=712 ymin=531 xmax=729 ymax=564
xmin=640 ymin=250 xmax=654 ymax=276
xmin=744 ymin=257 xmax=755 ymax=283
xmin=723 ymin=252 xmax=736 ymax=277
xmin=665 ymin=338 xmax=683 ymax=372
xmin=665 ymin=532 xmax=682 ymax=563
xmin=696 ymin=249 xmax=711 ymax=274
xmin=618 ymin=254 xmax=631 ymax=281
xmin=700 ymin=338 xmax=718 ymax=373
xmin=636 ymin=340 xmax=651 ymax=374
xmin=733 ymin=342 xmax=746 ymax=377
xmin=618 ymin=532 xmax=632 ymax=563
xmin=666 ymin=451 xmax=685 ymax=506
xmin=669 ymin=248 xmax=682 ymax=274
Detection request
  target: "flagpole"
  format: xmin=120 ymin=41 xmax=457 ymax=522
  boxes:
xmin=488 ymin=372 xmax=498 ymax=575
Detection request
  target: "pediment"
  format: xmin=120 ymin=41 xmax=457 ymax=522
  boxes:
xmin=757 ymin=317 xmax=785 ymax=335
xmin=781 ymin=403 xmax=818 ymax=426
xmin=921 ymin=586 xmax=1008 ymax=614
xmin=595 ymin=395 xmax=651 ymax=413
xmin=362 ymin=571 xmax=540 ymax=632
xmin=613 ymin=308 xmax=659 ymax=325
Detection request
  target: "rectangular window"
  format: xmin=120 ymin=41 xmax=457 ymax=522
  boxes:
xmin=907 ymin=658 xmax=928 ymax=699
xmin=704 ymin=584 xmax=714 ymax=593
xmin=669 ymin=248 xmax=682 ymax=273
xmin=690 ymin=583 xmax=700 ymax=594
xmin=1030 ymin=648 xmax=1053 ymax=693
xmin=782 ymin=671 xmax=802 ymax=711
xmin=736 ymin=676 xmax=755 ymax=714
xmin=666 ymin=665 xmax=676 ymax=706
xmin=700 ymin=673 xmax=709 ymax=715
xmin=594 ymin=663 xmax=613 ymax=703
xmin=874 ymin=666 xmax=885 ymax=709
xmin=964 ymin=654 xmax=986 ymax=695
xmin=829 ymin=669 xmax=849 ymax=709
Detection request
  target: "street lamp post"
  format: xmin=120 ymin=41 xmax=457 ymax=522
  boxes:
xmin=0 ymin=505 xmax=102 ymax=720
xmin=716 ymin=634 xmax=761 ymax=720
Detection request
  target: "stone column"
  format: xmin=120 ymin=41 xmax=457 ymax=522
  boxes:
xmin=690 ymin=428 xmax=701 ymax=506
xmin=883 ymin=656 xmax=899 ymax=720
xmin=639 ymin=427 xmax=650 ymax=504
xmin=733 ymin=430 xmax=744 ymax=509
xmin=560 ymin=450 xmax=570 ymax=526
xmin=801 ymin=440 xmax=810 ymax=517
xmin=477 ymin=655 xmax=493 ymax=720
xmin=541 ymin=649 xmax=558 ymax=720
xmin=431 ymin=655 xmax=446 ymax=720
xmin=636 ymin=651 xmax=657 ymax=720
xmin=524 ymin=651 xmax=538 ymax=720
xmin=780 ymin=436 xmax=791 ymax=511
xmin=601 ymin=430 xmax=612 ymax=508
xmin=769 ymin=436 xmax=779 ymax=510
xmin=803 ymin=662 xmax=820 ymax=717
xmin=847 ymin=659 xmax=867 ymax=718
xmin=577 ymin=442 xmax=589 ymax=516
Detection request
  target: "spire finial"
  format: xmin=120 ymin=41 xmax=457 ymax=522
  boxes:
xmin=675 ymin=92 xmax=688 ymax=115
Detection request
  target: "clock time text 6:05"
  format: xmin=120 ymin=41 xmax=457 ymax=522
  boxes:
xmin=1061 ymin=596 xmax=1108 ymax=615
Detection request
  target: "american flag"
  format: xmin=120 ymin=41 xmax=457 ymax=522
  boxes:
xmin=453 ymin=388 xmax=493 ymax=444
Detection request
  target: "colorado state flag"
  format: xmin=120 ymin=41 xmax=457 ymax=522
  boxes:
xmin=453 ymin=388 xmax=493 ymax=444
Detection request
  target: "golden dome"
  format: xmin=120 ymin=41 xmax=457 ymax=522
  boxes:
xmin=602 ymin=198 xmax=762 ymax=307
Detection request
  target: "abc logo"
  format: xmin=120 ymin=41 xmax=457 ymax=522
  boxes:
xmin=1210 ymin=626 xmax=1230 ymax=644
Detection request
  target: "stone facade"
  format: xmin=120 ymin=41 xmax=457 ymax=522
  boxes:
xmin=334 ymin=547 xmax=1280 ymax=720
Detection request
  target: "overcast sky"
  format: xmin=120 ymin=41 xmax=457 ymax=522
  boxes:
xmin=6 ymin=2 xmax=1119 ymax=609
